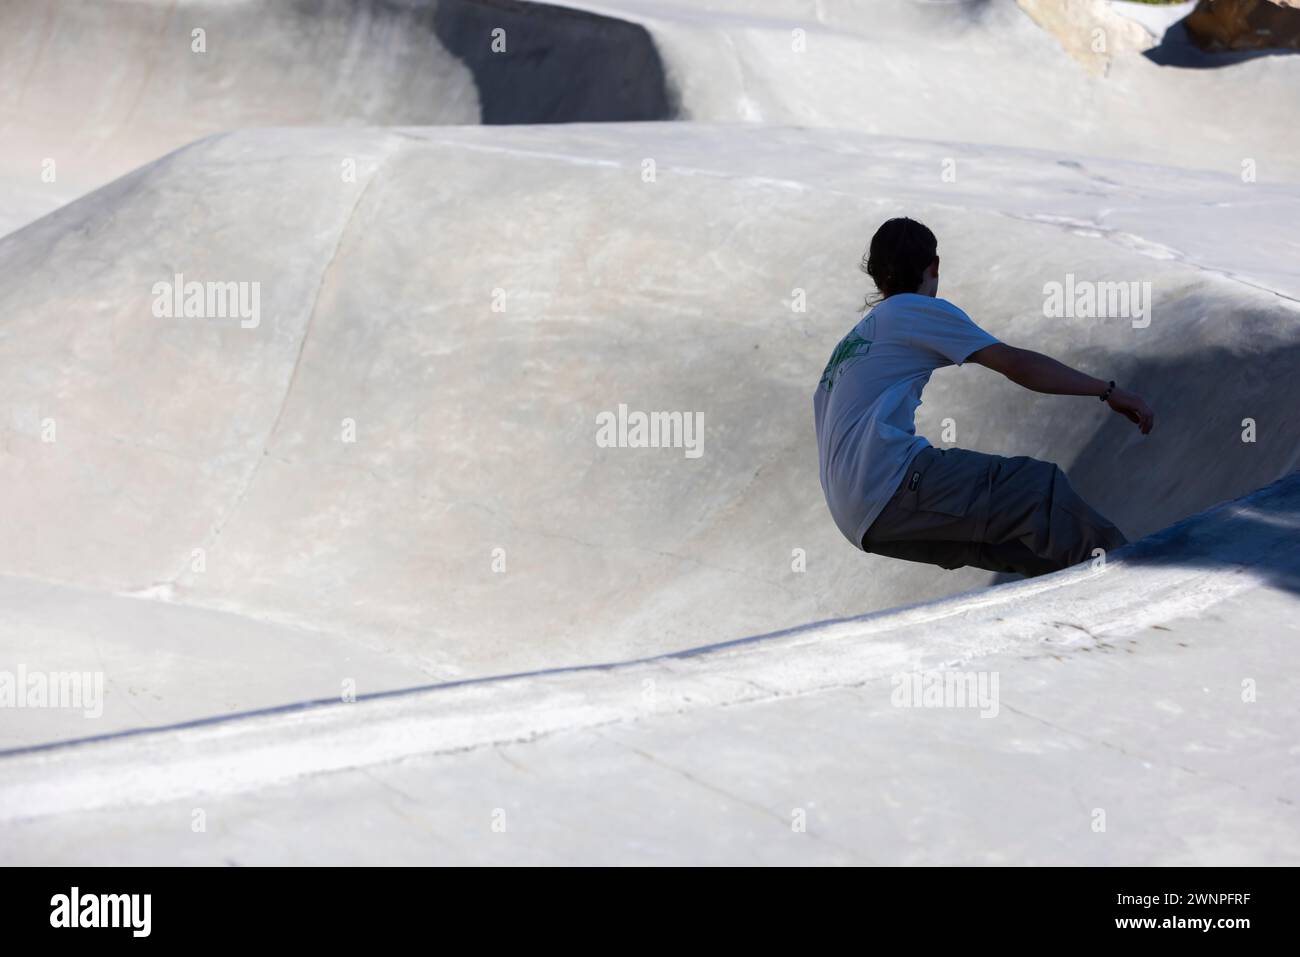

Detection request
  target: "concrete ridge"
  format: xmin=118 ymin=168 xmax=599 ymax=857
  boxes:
xmin=2 ymin=470 xmax=1295 ymax=823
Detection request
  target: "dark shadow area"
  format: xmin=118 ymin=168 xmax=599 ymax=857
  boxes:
xmin=1064 ymin=339 xmax=1300 ymax=596
xmin=432 ymin=0 xmax=675 ymax=123
xmin=1117 ymin=469 xmax=1300 ymax=596
xmin=1146 ymin=22 xmax=1300 ymax=67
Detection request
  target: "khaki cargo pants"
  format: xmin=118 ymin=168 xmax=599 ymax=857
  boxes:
xmin=862 ymin=446 xmax=1127 ymax=577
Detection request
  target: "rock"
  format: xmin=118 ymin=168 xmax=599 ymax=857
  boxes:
xmin=1184 ymin=0 xmax=1300 ymax=51
xmin=1016 ymin=0 xmax=1158 ymax=75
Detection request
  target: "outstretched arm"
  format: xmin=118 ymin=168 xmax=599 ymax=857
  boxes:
xmin=968 ymin=343 xmax=1154 ymax=434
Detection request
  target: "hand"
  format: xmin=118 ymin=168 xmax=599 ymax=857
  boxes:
xmin=1106 ymin=387 xmax=1154 ymax=435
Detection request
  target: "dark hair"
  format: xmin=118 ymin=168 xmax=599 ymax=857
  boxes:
xmin=860 ymin=217 xmax=937 ymax=306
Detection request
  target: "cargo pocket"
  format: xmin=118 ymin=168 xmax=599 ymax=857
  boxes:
xmin=908 ymin=448 xmax=980 ymax=519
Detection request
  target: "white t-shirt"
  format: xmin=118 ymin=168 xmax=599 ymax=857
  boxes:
xmin=813 ymin=294 xmax=1000 ymax=548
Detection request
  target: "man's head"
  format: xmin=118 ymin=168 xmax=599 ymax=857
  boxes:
xmin=861 ymin=217 xmax=939 ymax=303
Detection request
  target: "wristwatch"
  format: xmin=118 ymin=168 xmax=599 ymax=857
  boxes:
xmin=1099 ymin=380 xmax=1116 ymax=402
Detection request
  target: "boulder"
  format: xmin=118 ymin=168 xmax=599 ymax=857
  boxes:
xmin=1184 ymin=0 xmax=1300 ymax=51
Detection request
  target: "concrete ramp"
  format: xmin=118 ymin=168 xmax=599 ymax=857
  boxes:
xmin=560 ymin=0 xmax=1300 ymax=170
xmin=8 ymin=0 xmax=1300 ymax=236
xmin=1 ymin=0 xmax=1298 ymax=864
xmin=2 ymin=123 xmax=1298 ymax=752
xmin=4 ymin=473 xmax=1297 ymax=864
xmin=0 ymin=0 xmax=672 ymax=235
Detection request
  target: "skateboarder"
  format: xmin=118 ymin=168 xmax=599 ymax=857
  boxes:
xmin=814 ymin=217 xmax=1154 ymax=577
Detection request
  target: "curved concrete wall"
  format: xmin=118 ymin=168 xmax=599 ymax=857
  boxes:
xmin=0 ymin=0 xmax=673 ymax=235
xmin=559 ymin=0 xmax=1300 ymax=173
xmin=3 ymin=0 xmax=1299 ymax=864
xmin=2 ymin=124 xmax=1297 ymax=688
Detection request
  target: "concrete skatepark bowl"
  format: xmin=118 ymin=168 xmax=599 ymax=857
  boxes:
xmin=0 ymin=0 xmax=1298 ymax=865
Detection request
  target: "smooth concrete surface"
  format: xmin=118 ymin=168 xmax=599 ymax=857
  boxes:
xmin=2 ymin=124 xmax=1298 ymax=744
xmin=6 ymin=0 xmax=1300 ymax=237
xmin=0 ymin=572 xmax=435 ymax=751
xmin=4 ymin=475 xmax=1298 ymax=864
xmin=556 ymin=0 xmax=1300 ymax=170
xmin=0 ymin=0 xmax=671 ymax=236
xmin=1 ymin=0 xmax=1298 ymax=864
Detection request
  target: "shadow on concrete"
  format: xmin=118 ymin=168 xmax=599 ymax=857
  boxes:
xmin=1120 ymin=469 xmax=1300 ymax=596
xmin=1145 ymin=22 xmax=1299 ymax=68
xmin=1063 ymin=339 xmax=1300 ymax=595
xmin=432 ymin=0 xmax=675 ymax=123
xmin=988 ymin=338 xmax=1300 ymax=591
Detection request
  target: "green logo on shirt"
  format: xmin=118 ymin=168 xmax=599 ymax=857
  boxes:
xmin=819 ymin=317 xmax=875 ymax=392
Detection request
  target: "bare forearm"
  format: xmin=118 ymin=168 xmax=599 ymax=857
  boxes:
xmin=1005 ymin=349 xmax=1107 ymax=396
xmin=968 ymin=341 xmax=1154 ymax=434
